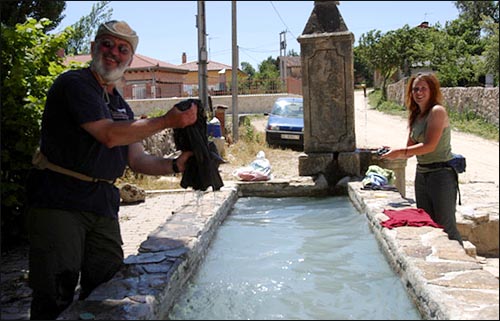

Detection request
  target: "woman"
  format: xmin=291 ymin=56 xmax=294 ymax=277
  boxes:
xmin=381 ymin=73 xmax=463 ymax=245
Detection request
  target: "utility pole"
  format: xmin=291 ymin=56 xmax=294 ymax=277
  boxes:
xmin=279 ymin=31 xmax=287 ymax=91
xmin=231 ymin=0 xmax=239 ymax=142
xmin=197 ymin=1 xmax=209 ymax=111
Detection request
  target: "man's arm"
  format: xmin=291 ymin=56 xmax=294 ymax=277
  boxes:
xmin=81 ymin=103 xmax=197 ymax=148
xmin=127 ymin=142 xmax=192 ymax=175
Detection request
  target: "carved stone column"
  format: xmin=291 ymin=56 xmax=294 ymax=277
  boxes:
xmin=298 ymin=1 xmax=357 ymax=186
xmin=299 ymin=1 xmax=355 ymax=153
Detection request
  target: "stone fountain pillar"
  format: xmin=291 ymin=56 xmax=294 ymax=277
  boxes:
xmin=298 ymin=1 xmax=359 ymax=189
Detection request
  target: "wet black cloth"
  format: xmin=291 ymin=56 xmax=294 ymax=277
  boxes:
xmin=173 ymin=99 xmax=224 ymax=191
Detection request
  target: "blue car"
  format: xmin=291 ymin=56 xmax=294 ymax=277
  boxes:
xmin=265 ymin=97 xmax=304 ymax=150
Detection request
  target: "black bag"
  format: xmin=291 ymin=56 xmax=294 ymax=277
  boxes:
xmin=448 ymin=153 xmax=466 ymax=173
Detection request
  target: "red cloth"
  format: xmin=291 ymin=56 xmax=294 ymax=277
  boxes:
xmin=381 ymin=208 xmax=444 ymax=229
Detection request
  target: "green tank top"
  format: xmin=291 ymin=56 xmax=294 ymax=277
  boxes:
xmin=410 ymin=111 xmax=452 ymax=164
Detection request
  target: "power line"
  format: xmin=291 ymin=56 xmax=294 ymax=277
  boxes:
xmin=269 ymin=1 xmax=297 ymax=40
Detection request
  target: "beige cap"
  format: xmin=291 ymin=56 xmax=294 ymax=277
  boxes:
xmin=95 ymin=20 xmax=139 ymax=53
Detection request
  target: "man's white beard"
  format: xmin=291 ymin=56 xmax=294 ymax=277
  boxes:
xmin=92 ymin=52 xmax=130 ymax=84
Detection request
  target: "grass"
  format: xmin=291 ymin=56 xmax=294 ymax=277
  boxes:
xmin=368 ymin=89 xmax=499 ymax=142
xmin=116 ymin=114 xmax=274 ymax=190
xmin=225 ymin=114 xmax=273 ymax=164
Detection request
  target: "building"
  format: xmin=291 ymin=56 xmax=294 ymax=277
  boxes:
xmin=277 ymin=55 xmax=302 ymax=95
xmin=64 ymin=53 xmax=189 ymax=99
xmin=179 ymin=52 xmax=247 ymax=96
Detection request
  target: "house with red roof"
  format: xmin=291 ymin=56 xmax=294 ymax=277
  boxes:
xmin=65 ymin=53 xmax=189 ymax=99
xmin=178 ymin=52 xmax=247 ymax=96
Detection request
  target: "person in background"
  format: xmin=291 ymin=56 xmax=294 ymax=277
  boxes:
xmin=380 ymin=73 xmax=463 ymax=246
xmin=26 ymin=20 xmax=197 ymax=320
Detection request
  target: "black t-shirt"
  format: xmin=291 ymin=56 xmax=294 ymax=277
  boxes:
xmin=27 ymin=67 xmax=134 ymax=219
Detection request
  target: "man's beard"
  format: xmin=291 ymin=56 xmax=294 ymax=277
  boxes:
xmin=91 ymin=48 xmax=131 ymax=84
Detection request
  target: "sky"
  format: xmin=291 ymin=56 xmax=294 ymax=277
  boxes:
xmin=56 ymin=1 xmax=460 ymax=69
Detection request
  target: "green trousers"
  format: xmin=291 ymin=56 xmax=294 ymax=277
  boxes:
xmin=28 ymin=207 xmax=123 ymax=320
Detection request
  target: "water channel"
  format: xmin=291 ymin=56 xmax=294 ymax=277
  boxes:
xmin=168 ymin=196 xmax=422 ymax=320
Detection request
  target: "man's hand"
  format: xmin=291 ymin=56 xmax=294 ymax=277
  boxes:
xmin=175 ymin=150 xmax=194 ymax=173
xmin=163 ymin=102 xmax=198 ymax=129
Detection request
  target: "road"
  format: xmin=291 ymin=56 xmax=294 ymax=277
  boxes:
xmin=354 ymin=89 xmax=499 ymax=187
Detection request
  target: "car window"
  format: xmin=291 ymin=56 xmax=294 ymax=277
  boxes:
xmin=271 ymin=100 xmax=303 ymax=118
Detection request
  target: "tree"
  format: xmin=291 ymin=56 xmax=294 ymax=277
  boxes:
xmin=1 ymin=18 xmax=73 ymax=246
xmin=253 ymin=56 xmax=281 ymax=93
xmin=357 ymin=30 xmax=403 ymax=100
xmin=287 ymin=49 xmax=299 ymax=56
xmin=257 ymin=56 xmax=280 ymax=75
xmin=240 ymin=61 xmax=255 ymax=78
xmin=455 ymin=1 xmax=499 ymax=24
xmin=0 ymin=0 xmax=66 ymax=31
xmin=480 ymin=16 xmax=499 ymax=84
xmin=353 ymin=46 xmax=373 ymax=87
xmin=355 ymin=0 xmax=498 ymax=90
xmin=454 ymin=1 xmax=499 ymax=85
xmin=65 ymin=1 xmax=113 ymax=55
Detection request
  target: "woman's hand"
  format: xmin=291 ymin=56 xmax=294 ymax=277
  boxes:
xmin=380 ymin=148 xmax=407 ymax=160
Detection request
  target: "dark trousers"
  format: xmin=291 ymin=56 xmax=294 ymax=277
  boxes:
xmin=415 ymin=167 xmax=463 ymax=245
xmin=27 ymin=208 xmax=123 ymax=320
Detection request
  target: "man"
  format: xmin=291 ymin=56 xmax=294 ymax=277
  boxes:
xmin=26 ymin=20 xmax=197 ymax=320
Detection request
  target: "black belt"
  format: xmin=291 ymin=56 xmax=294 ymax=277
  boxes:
xmin=418 ymin=162 xmax=449 ymax=169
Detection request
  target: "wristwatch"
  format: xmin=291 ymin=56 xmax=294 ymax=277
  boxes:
xmin=172 ymin=158 xmax=180 ymax=173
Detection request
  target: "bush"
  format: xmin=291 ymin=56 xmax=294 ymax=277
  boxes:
xmin=1 ymin=18 xmax=73 ymax=247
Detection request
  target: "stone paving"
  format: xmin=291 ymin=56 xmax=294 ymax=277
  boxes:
xmin=0 ymin=190 xmax=194 ymax=320
xmin=2 ymin=177 xmax=497 ymax=320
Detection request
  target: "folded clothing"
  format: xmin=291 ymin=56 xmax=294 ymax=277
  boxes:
xmin=362 ymin=172 xmax=388 ymax=187
xmin=381 ymin=208 xmax=444 ymax=229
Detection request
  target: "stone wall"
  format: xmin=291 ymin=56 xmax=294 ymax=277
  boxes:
xmin=126 ymin=93 xmax=301 ymax=118
xmin=387 ymin=80 xmax=499 ymax=127
xmin=142 ymin=129 xmax=176 ymax=157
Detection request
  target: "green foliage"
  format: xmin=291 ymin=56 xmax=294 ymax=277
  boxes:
xmin=256 ymin=56 xmax=280 ymax=78
xmin=1 ymin=18 xmax=73 ymax=243
xmin=455 ymin=1 xmax=499 ymax=24
xmin=240 ymin=61 xmax=256 ymax=78
xmin=357 ymin=29 xmax=401 ymax=99
xmin=65 ymin=1 xmax=113 ymax=55
xmin=355 ymin=1 xmax=499 ymax=89
xmin=146 ymin=108 xmax=168 ymax=118
xmin=367 ymin=89 xmax=407 ymax=117
xmin=0 ymin=0 xmax=66 ymax=31
xmin=239 ymin=115 xmax=265 ymax=145
xmin=480 ymin=16 xmax=499 ymax=84
xmin=353 ymin=46 xmax=373 ymax=87
xmin=239 ymin=116 xmax=257 ymax=143
xmin=448 ymin=108 xmax=499 ymax=141
xmin=239 ymin=56 xmax=282 ymax=93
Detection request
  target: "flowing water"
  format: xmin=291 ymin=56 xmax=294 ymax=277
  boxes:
xmin=168 ymin=196 xmax=421 ymax=320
